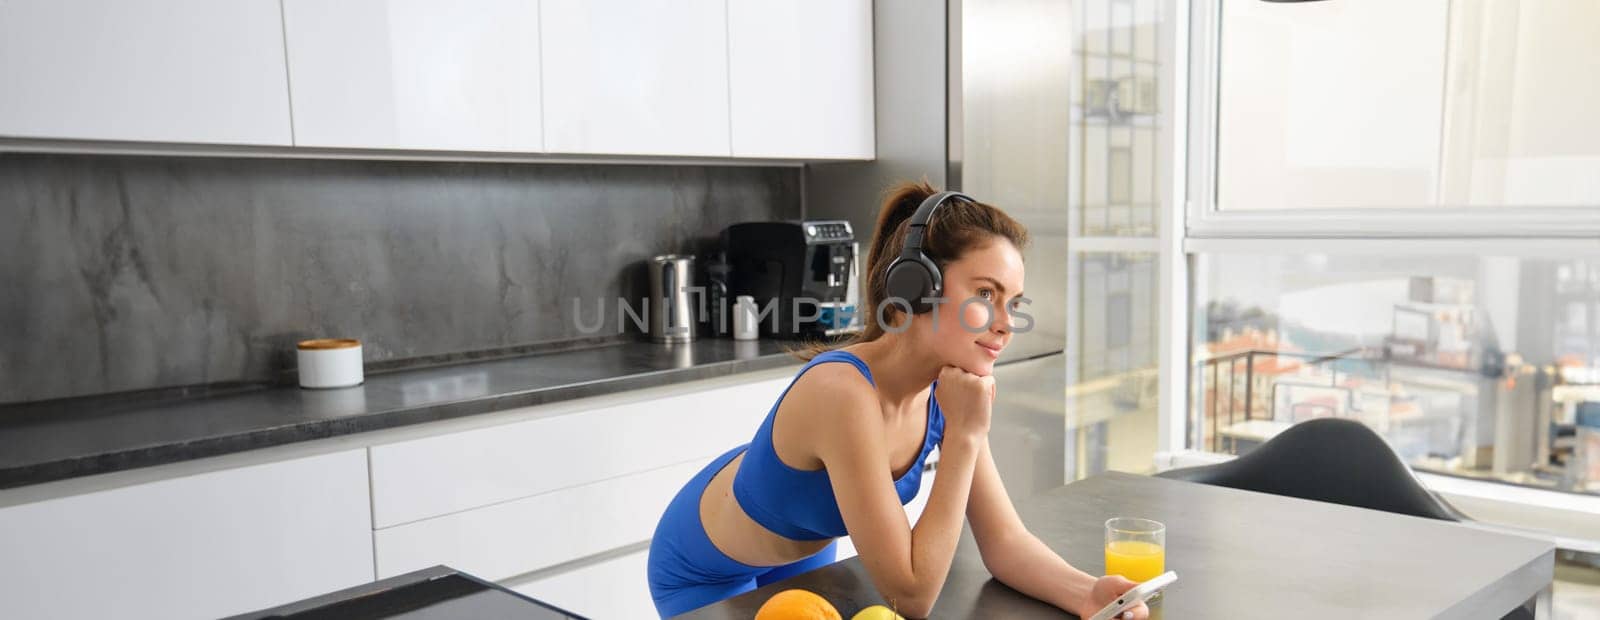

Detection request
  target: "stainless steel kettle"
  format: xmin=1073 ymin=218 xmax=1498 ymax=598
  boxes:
xmin=648 ymin=254 xmax=696 ymax=343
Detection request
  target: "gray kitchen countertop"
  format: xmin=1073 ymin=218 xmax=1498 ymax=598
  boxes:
xmin=0 ymin=338 xmax=803 ymax=490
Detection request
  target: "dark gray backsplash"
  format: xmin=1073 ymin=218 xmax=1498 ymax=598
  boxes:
xmin=0 ymin=154 xmax=799 ymax=404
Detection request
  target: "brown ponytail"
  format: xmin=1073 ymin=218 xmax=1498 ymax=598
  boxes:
xmin=788 ymin=180 xmax=1030 ymax=361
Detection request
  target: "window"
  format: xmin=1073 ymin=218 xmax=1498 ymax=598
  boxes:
xmin=1190 ymin=250 xmax=1600 ymax=496
xmin=1076 ymin=0 xmax=1164 ymax=236
xmin=1067 ymin=0 xmax=1177 ymax=478
xmin=1180 ymin=0 xmax=1600 ymax=502
xmin=1216 ymin=0 xmax=1600 ymax=212
xmin=1072 ymin=252 xmax=1162 ymax=475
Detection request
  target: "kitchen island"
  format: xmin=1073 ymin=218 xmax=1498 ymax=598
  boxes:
xmin=679 ymin=472 xmax=1555 ymax=619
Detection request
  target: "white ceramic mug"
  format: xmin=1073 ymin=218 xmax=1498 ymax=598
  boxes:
xmin=297 ymin=339 xmax=364 ymax=389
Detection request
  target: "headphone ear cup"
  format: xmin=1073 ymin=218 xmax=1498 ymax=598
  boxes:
xmin=917 ymin=254 xmax=943 ymax=310
xmin=885 ymin=257 xmax=935 ymax=314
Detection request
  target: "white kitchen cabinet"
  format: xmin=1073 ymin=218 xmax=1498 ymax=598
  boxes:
xmin=540 ymin=0 xmax=730 ymax=156
xmin=0 ymin=0 xmax=292 ymax=145
xmin=369 ymin=375 xmax=790 ymax=528
xmin=281 ymin=0 xmax=543 ymax=151
xmin=510 ymin=548 xmax=656 ymax=620
xmin=728 ymin=0 xmax=875 ymax=159
xmin=374 ymin=458 xmax=706 ymax=581
xmin=0 ymin=450 xmax=373 ymax=620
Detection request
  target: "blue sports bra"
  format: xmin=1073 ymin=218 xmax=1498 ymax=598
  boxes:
xmin=731 ymin=350 xmax=945 ymax=541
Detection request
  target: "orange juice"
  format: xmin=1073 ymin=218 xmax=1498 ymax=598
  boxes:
xmin=1104 ymin=540 xmax=1165 ymax=582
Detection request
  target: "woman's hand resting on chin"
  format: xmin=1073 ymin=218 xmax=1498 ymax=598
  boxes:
xmin=935 ymin=365 xmax=994 ymax=441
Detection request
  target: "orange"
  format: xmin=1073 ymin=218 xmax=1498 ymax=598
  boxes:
xmin=754 ymin=589 xmax=842 ymax=620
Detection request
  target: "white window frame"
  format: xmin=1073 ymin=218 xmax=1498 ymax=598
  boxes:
xmin=1155 ymin=0 xmax=1191 ymax=461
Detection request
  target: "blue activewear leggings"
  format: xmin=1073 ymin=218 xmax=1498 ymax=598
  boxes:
xmin=646 ymin=445 xmax=838 ymax=618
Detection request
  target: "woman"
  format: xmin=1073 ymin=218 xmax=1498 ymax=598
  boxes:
xmin=647 ymin=182 xmax=1149 ymax=619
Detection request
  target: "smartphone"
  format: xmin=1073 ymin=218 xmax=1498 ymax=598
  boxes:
xmin=1087 ymin=571 xmax=1177 ymax=620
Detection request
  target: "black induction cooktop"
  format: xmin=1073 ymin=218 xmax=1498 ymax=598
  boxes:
xmin=224 ymin=566 xmax=586 ymax=620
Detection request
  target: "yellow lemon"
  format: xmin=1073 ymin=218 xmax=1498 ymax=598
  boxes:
xmin=850 ymin=604 xmax=905 ymax=620
xmin=754 ymin=589 xmax=842 ymax=620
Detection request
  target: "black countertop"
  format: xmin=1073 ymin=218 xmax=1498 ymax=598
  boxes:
xmin=0 ymin=338 xmax=802 ymax=490
xmin=222 ymin=565 xmax=584 ymax=619
xmin=678 ymin=472 xmax=1555 ymax=619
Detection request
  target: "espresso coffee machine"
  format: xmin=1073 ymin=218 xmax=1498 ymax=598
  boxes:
xmin=722 ymin=220 xmax=861 ymax=339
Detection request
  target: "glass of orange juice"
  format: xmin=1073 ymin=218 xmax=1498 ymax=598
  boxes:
xmin=1104 ymin=517 xmax=1165 ymax=584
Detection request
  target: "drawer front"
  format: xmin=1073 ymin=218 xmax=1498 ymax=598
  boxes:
xmin=0 ymin=450 xmax=372 ymax=620
xmin=370 ymin=375 xmax=790 ymax=527
xmin=374 ymin=457 xmax=709 ymax=581
xmin=509 ymin=548 xmax=655 ymax=620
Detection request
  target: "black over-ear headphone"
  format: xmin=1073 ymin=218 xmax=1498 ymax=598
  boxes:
xmin=883 ymin=191 xmax=973 ymax=314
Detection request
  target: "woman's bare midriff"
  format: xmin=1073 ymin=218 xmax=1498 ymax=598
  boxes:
xmin=697 ymin=451 xmax=834 ymax=567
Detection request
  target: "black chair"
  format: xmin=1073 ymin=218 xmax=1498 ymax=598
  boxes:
xmin=1158 ymin=417 xmax=1467 ymax=520
xmin=1159 ymin=417 xmax=1535 ymax=619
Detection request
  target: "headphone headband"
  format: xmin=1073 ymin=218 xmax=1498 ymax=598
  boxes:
xmin=883 ymin=189 xmax=976 ymax=315
xmin=900 ymin=191 xmax=973 ymax=260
